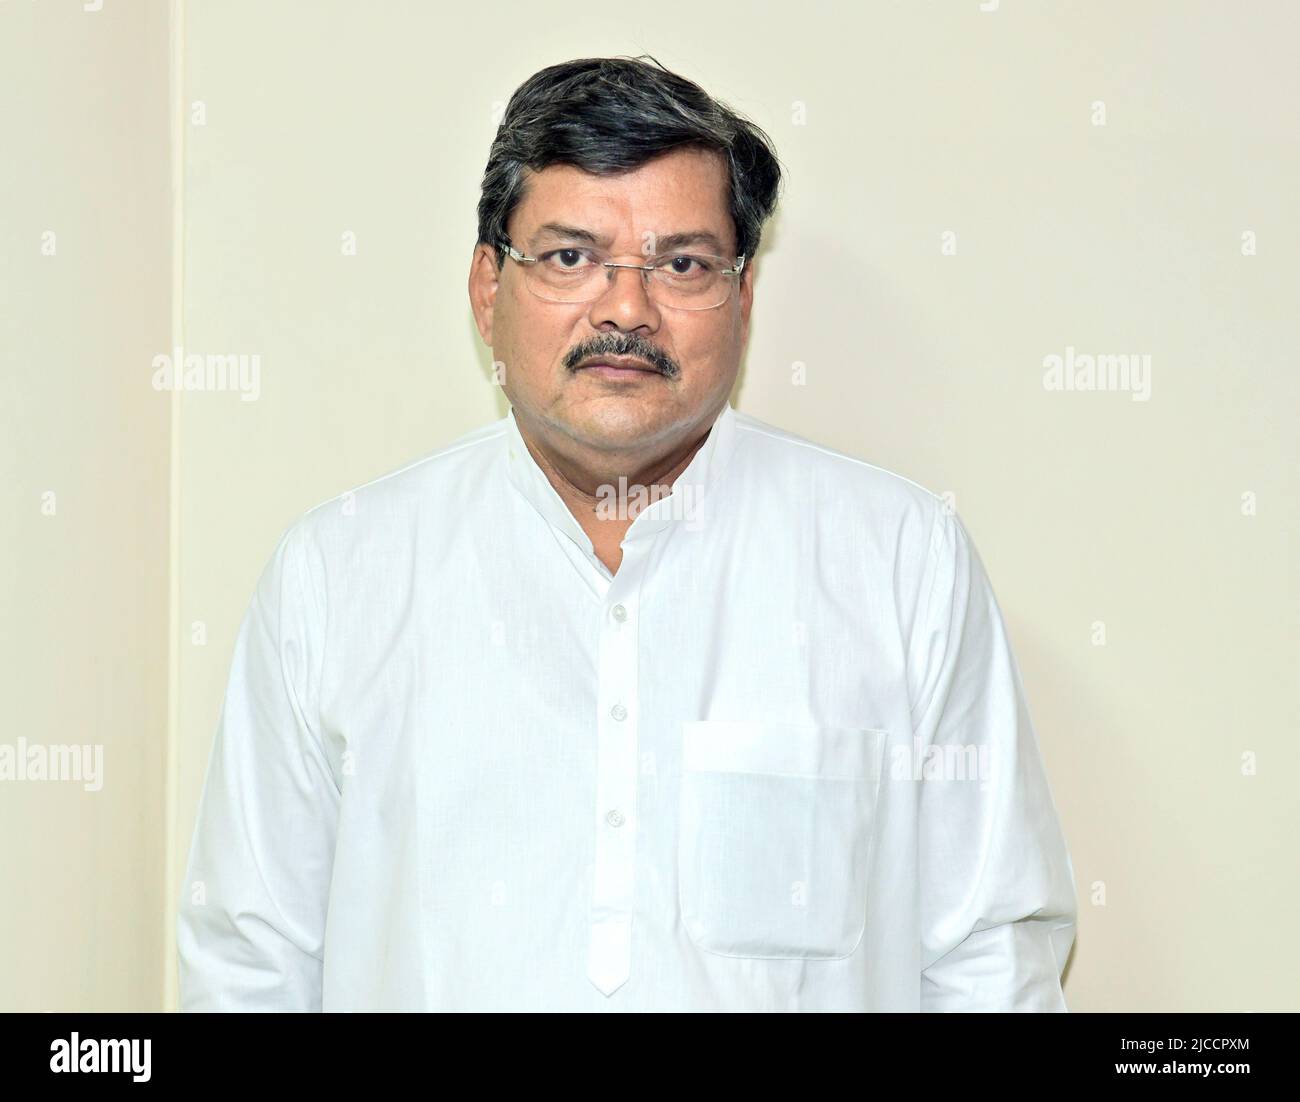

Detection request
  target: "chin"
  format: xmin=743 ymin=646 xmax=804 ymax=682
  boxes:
xmin=568 ymin=406 xmax=667 ymax=449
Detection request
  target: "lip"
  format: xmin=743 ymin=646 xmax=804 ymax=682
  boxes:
xmin=576 ymin=360 xmax=663 ymax=380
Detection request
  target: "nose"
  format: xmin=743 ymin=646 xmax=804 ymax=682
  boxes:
xmin=586 ymin=263 xmax=661 ymax=332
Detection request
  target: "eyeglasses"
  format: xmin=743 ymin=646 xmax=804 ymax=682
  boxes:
xmin=499 ymin=240 xmax=745 ymax=311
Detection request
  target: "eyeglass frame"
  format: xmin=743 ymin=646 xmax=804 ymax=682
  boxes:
xmin=498 ymin=239 xmax=746 ymax=310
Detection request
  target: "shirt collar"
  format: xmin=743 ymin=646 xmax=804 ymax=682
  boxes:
xmin=503 ymin=400 xmax=738 ymax=552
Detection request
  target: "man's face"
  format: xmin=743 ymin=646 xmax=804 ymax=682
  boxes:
xmin=469 ymin=146 xmax=754 ymax=457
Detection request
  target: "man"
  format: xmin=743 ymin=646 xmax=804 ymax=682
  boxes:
xmin=178 ymin=56 xmax=1077 ymax=1011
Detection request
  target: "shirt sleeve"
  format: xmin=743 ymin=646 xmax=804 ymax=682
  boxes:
xmin=908 ymin=500 xmax=1077 ymax=1012
xmin=177 ymin=519 xmax=339 ymax=1011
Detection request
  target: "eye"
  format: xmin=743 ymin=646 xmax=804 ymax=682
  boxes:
xmin=658 ymin=254 xmax=714 ymax=278
xmin=539 ymin=248 xmax=594 ymax=270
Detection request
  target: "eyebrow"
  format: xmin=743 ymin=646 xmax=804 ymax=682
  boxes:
xmin=528 ymin=223 xmax=732 ymax=256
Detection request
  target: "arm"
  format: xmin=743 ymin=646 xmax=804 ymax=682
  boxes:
xmin=177 ymin=520 xmax=339 ymax=1011
xmin=908 ymin=502 xmax=1077 ymax=1011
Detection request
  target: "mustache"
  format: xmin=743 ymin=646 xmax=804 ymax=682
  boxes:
xmin=564 ymin=338 xmax=680 ymax=379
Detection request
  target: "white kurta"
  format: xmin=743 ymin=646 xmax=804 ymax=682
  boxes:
xmin=177 ymin=401 xmax=1077 ymax=1011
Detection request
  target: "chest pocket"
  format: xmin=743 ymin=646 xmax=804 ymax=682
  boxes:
xmin=678 ymin=720 xmax=888 ymax=960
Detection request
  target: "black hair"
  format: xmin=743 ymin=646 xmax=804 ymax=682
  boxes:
xmin=476 ymin=55 xmax=783 ymax=268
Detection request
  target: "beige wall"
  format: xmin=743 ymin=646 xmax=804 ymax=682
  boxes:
xmin=5 ymin=0 xmax=1297 ymax=1011
xmin=0 ymin=0 xmax=172 ymax=1009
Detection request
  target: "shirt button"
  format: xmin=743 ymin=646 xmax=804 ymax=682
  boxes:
xmin=605 ymin=809 xmax=625 ymax=827
xmin=611 ymin=603 xmax=628 ymax=622
xmin=610 ymin=703 xmax=628 ymax=722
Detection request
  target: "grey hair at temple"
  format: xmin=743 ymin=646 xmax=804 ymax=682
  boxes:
xmin=475 ymin=55 xmax=784 ymax=270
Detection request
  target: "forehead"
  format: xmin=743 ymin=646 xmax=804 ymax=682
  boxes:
xmin=508 ymin=146 xmax=734 ymax=252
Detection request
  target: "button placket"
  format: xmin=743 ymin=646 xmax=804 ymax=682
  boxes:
xmin=585 ymin=562 xmax=642 ymax=998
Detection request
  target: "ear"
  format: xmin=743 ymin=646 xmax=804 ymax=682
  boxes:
xmin=738 ymin=256 xmax=756 ymax=343
xmin=468 ymin=243 xmax=502 ymax=345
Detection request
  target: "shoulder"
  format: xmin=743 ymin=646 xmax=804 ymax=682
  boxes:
xmin=730 ymin=408 xmax=950 ymax=554
xmin=289 ymin=414 xmax=507 ymax=546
